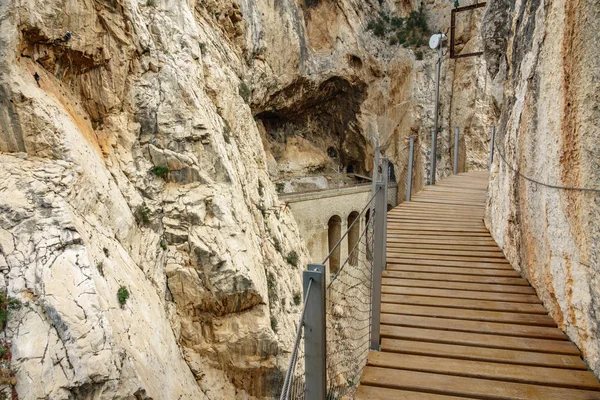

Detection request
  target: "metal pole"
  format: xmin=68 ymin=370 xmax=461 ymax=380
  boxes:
xmin=489 ymin=125 xmax=496 ymax=169
xmin=429 ymin=129 xmax=437 ymax=185
xmin=406 ymin=136 xmax=414 ymax=201
xmin=430 ymin=37 xmax=443 ymax=185
xmin=303 ymin=264 xmax=326 ymax=400
xmin=453 ymin=126 xmax=459 ymax=175
xmin=370 ymin=182 xmax=386 ymax=350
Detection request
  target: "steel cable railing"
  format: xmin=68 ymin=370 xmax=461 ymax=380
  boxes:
xmin=279 ymin=155 xmax=389 ymax=400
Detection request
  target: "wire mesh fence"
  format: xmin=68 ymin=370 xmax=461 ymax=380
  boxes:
xmin=325 ymin=208 xmax=375 ymax=399
xmin=280 ymin=156 xmax=387 ymax=400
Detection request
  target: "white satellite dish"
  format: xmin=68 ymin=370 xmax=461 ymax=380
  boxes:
xmin=429 ymin=33 xmax=447 ymax=49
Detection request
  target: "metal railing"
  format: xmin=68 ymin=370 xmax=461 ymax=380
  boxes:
xmin=280 ymin=157 xmax=389 ymax=400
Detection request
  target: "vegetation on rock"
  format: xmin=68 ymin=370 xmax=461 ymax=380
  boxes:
xmin=117 ymin=286 xmax=130 ymax=307
xmin=367 ymin=7 xmax=429 ymax=49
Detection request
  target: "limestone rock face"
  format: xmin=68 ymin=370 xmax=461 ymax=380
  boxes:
xmin=484 ymin=0 xmax=600 ymax=378
xmin=0 ymin=0 xmax=492 ymax=398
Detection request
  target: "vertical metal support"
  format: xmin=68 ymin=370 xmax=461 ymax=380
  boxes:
xmin=489 ymin=125 xmax=496 ymax=169
xmin=453 ymin=126 xmax=460 ymax=175
xmin=303 ymin=264 xmax=326 ymax=400
xmin=406 ymin=136 xmax=415 ymax=201
xmin=429 ymin=129 xmax=437 ymax=185
xmin=370 ymin=182 xmax=386 ymax=350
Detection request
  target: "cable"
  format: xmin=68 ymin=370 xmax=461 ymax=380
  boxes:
xmin=493 ymin=131 xmax=600 ymax=194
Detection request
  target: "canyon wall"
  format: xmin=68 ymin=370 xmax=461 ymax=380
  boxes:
xmin=484 ymin=0 xmax=600 ymax=378
xmin=0 ymin=0 xmax=492 ymax=398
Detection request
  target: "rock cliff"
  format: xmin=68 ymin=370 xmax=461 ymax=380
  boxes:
xmin=484 ymin=0 xmax=600 ymax=379
xmin=0 ymin=0 xmax=492 ymax=398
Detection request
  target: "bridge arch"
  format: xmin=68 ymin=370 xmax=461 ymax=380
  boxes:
xmin=347 ymin=211 xmax=360 ymax=266
xmin=328 ymin=215 xmax=342 ymax=273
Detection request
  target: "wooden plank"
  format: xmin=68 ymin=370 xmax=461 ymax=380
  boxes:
xmin=387 ymin=224 xmax=489 ymax=233
xmin=388 ymin=253 xmax=512 ymax=265
xmin=387 ymin=236 xmax=497 ymax=246
xmin=386 ymin=242 xmax=502 ymax=252
xmin=382 ymin=270 xmax=529 ymax=285
xmin=382 ymin=286 xmax=541 ymax=304
xmin=380 ymin=326 xmax=580 ymax=355
xmin=381 ymin=339 xmax=587 ymax=369
xmin=387 ymin=258 xmax=514 ymax=270
xmin=388 ymin=248 xmax=506 ymax=258
xmin=387 ymin=230 xmax=491 ymax=237
xmin=380 ymin=303 xmax=556 ymax=326
xmin=380 ymin=314 xmax=568 ymax=340
xmin=360 ymin=367 xmax=600 ymax=399
xmin=381 ymin=294 xmax=548 ymax=314
xmin=386 ymin=264 xmax=521 ymax=277
xmin=382 ymin=277 xmax=536 ymax=294
xmin=355 ymin=385 xmax=467 ymax=400
xmin=367 ymin=352 xmax=600 ymax=390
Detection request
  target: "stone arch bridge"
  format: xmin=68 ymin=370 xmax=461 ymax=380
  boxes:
xmin=280 ymin=183 xmax=398 ymax=274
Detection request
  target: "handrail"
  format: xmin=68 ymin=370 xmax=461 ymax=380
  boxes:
xmin=279 ymin=278 xmax=313 ymax=400
xmin=321 ymin=187 xmax=381 ymax=265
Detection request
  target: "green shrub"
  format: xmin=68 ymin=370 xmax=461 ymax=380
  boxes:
xmin=293 ymin=292 xmax=302 ymax=306
xmin=373 ymin=21 xmax=386 ymax=38
xmin=286 ymin=251 xmax=298 ymax=267
xmin=415 ymin=50 xmax=424 ymax=60
xmin=275 ymin=182 xmax=285 ymax=193
xmin=97 ymin=261 xmax=104 ymax=277
xmin=0 ymin=295 xmax=22 ymax=327
xmin=103 ymin=247 xmax=110 ymax=257
xmin=160 ymin=239 xmax=167 ymax=250
xmin=389 ymin=36 xmax=398 ymax=45
xmin=135 ymin=205 xmax=151 ymax=225
xmin=117 ymin=286 xmax=130 ymax=307
xmin=199 ymin=42 xmax=206 ymax=53
xmin=0 ymin=346 xmax=7 ymax=358
xmin=147 ymin=0 xmax=156 ymax=6
xmin=238 ymin=82 xmax=251 ymax=104
xmin=270 ymin=316 xmax=278 ymax=332
xmin=151 ymin=165 xmax=169 ymax=178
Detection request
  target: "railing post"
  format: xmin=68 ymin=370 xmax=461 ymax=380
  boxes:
xmin=489 ymin=125 xmax=496 ymax=169
xmin=406 ymin=136 xmax=414 ymax=201
xmin=430 ymin=129 xmax=437 ymax=185
xmin=370 ymin=182 xmax=386 ymax=350
xmin=304 ymin=264 xmax=326 ymax=400
xmin=453 ymin=126 xmax=459 ymax=175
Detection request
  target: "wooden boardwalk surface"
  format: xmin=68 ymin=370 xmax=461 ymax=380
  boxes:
xmin=356 ymin=171 xmax=600 ymax=399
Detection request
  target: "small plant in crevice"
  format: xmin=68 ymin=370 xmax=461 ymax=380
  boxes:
xmin=135 ymin=205 xmax=152 ymax=225
xmin=0 ymin=345 xmax=7 ymax=358
xmin=257 ymin=180 xmax=265 ymax=197
xmin=272 ymin=237 xmax=282 ymax=253
xmin=0 ymin=294 xmax=21 ymax=327
xmin=238 ymin=81 xmax=251 ymax=104
xmin=97 ymin=261 xmax=104 ymax=277
xmin=270 ymin=316 xmax=278 ymax=333
xmin=293 ymin=291 xmax=302 ymax=306
xmin=266 ymin=271 xmax=278 ymax=303
xmin=117 ymin=286 xmax=130 ymax=307
xmin=222 ymin=120 xmax=232 ymax=144
xmin=160 ymin=239 xmax=167 ymax=250
xmin=286 ymin=251 xmax=298 ymax=267
xmin=275 ymin=182 xmax=285 ymax=194
xmin=103 ymin=247 xmax=110 ymax=257
xmin=199 ymin=42 xmax=206 ymax=53
xmin=147 ymin=0 xmax=156 ymax=6
xmin=415 ymin=50 xmax=424 ymax=60
xmin=151 ymin=165 xmax=169 ymax=179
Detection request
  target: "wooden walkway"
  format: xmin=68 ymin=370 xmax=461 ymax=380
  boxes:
xmin=356 ymin=171 xmax=600 ymax=399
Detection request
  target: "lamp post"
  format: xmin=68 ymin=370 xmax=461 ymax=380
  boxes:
xmin=428 ymin=33 xmax=447 ymax=185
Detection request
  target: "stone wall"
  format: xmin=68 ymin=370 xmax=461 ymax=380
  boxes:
xmin=483 ymin=0 xmax=600 ymax=378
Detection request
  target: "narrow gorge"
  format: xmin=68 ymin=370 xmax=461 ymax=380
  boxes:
xmin=0 ymin=0 xmax=598 ymax=398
